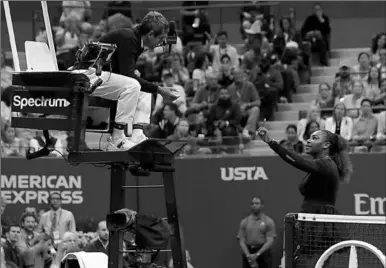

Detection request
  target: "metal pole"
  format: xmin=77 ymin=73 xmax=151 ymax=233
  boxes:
xmin=40 ymin=1 xmax=58 ymax=71
xmin=3 ymin=1 xmax=20 ymax=72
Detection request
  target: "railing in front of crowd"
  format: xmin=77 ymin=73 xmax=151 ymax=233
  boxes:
xmin=31 ymin=1 xmax=281 ymax=42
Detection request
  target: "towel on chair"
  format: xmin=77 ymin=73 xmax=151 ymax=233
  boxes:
xmin=62 ymin=251 xmax=108 ymax=268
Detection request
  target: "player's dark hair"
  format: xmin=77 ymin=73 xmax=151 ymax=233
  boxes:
xmin=322 ymin=130 xmax=353 ymax=183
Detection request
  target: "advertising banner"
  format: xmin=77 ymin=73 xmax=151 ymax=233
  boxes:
xmin=1 ymin=153 xmax=385 ymax=268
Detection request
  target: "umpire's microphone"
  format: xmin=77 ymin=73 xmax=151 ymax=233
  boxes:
xmin=167 ymin=21 xmax=177 ymax=54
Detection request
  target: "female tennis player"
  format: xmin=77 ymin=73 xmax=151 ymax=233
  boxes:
xmin=257 ymin=127 xmax=353 ymax=214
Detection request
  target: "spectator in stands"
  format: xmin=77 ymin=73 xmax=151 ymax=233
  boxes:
xmin=154 ymin=72 xmax=187 ymax=116
xmin=311 ymin=83 xmax=335 ymax=109
xmin=180 ymin=1 xmax=210 ymax=45
xmin=352 ymin=52 xmax=371 ymax=83
xmin=341 ymin=80 xmax=365 ymax=118
xmin=187 ymin=69 xmax=220 ymax=116
xmin=18 ymin=212 xmax=39 ymax=251
xmin=374 ymin=78 xmax=386 ymax=106
xmin=217 ymin=54 xmax=235 ymax=87
xmin=192 ymin=52 xmax=211 ymax=92
xmin=1 ymin=50 xmax=13 ymax=91
xmin=371 ymin=32 xmax=386 ymax=64
xmin=169 ymin=52 xmax=190 ymax=86
xmin=85 ymin=221 xmax=108 ymax=254
xmin=50 ymin=233 xmax=81 ymax=268
xmin=101 ymin=1 xmax=133 ymax=23
xmin=301 ymin=4 xmax=331 ymax=66
xmin=303 ymin=120 xmax=320 ymax=142
xmin=38 ymin=193 xmax=76 ymax=243
xmin=1 ymin=123 xmax=24 ymax=157
xmin=279 ymin=124 xmax=304 ymax=153
xmin=376 ymin=48 xmax=386 ymax=79
xmin=364 ymin=66 xmax=381 ymax=101
xmin=375 ymin=110 xmax=386 ymax=145
xmin=207 ymin=87 xmax=241 ymax=151
xmin=207 ymin=30 xmax=239 ymax=74
xmin=168 ymin=118 xmax=197 ymax=155
xmin=2 ymin=223 xmax=24 ymax=268
xmin=297 ymin=105 xmax=325 ymax=142
xmin=60 ymin=1 xmax=91 ymax=23
xmin=332 ymin=61 xmax=354 ymax=99
xmin=273 ymin=16 xmax=301 ymax=56
xmin=228 ymin=68 xmax=261 ymax=140
xmin=242 ymin=32 xmax=263 ymax=71
xmin=350 ymin=99 xmax=378 ymax=150
xmin=157 ymin=103 xmax=182 ymax=139
xmin=28 ymin=131 xmax=64 ymax=158
xmin=55 ymin=14 xmax=82 ymax=57
xmin=278 ymin=47 xmax=300 ymax=103
xmin=252 ymin=56 xmax=283 ymax=120
xmin=325 ymin=102 xmax=353 ymax=141
xmin=25 ymin=233 xmax=55 ymax=268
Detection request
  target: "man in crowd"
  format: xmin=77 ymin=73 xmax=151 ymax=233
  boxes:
xmin=85 ymin=221 xmax=109 ymax=254
xmin=38 ymin=193 xmax=76 ymax=244
xmin=237 ymin=197 xmax=276 ymax=268
xmin=207 ymin=30 xmax=239 ymax=73
xmin=2 ymin=223 xmax=24 ymax=268
xmin=332 ymin=61 xmax=354 ymax=99
xmin=18 ymin=212 xmax=39 ymax=251
xmin=187 ymin=69 xmax=220 ymax=117
xmin=252 ymin=56 xmax=283 ymax=121
xmin=207 ymin=87 xmax=241 ymax=151
xmin=227 ymin=68 xmax=261 ymax=140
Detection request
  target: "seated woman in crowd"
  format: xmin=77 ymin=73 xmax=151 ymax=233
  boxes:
xmin=371 ymin=32 xmax=386 ymax=65
xmin=167 ymin=118 xmax=197 ymax=155
xmin=374 ymin=78 xmax=386 ymax=106
xmin=297 ymin=105 xmax=325 ymax=142
xmin=376 ymin=48 xmax=386 ymax=79
xmin=156 ymin=103 xmax=182 ymax=139
xmin=302 ymin=119 xmax=320 ymax=142
xmin=364 ymin=66 xmax=381 ymax=101
xmin=273 ymin=16 xmax=301 ymax=56
xmin=325 ymin=102 xmax=353 ymax=141
xmin=351 ymin=52 xmax=371 ymax=83
xmin=350 ymin=98 xmax=378 ymax=151
xmin=311 ymin=82 xmax=335 ymax=109
xmin=217 ymin=54 xmax=235 ymax=88
xmin=192 ymin=52 xmax=211 ymax=92
xmin=340 ymin=80 xmax=365 ymax=118
xmin=279 ymin=124 xmax=304 ymax=153
xmin=168 ymin=52 xmax=190 ymax=86
xmin=1 ymin=122 xmax=24 ymax=157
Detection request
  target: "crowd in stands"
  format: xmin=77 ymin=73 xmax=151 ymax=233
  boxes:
xmin=1 ymin=194 xmax=194 ymax=268
xmin=1 ymin=1 xmax=386 ymax=158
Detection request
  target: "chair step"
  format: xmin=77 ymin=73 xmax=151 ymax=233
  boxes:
xmin=278 ymin=102 xmax=311 ymax=111
xmin=310 ymin=75 xmax=334 ymax=84
xmin=330 ymin=48 xmax=370 ymax=59
xmin=265 ymin=120 xmax=298 ymax=131
xmin=275 ymin=111 xmax=299 ymax=121
xmin=292 ymin=93 xmax=317 ymax=103
xmin=329 ymin=57 xmax=357 ymax=67
xmin=311 ymin=66 xmax=339 ymax=77
xmin=298 ymin=84 xmax=319 ymax=94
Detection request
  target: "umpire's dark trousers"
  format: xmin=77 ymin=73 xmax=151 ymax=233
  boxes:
xmin=242 ymin=245 xmax=272 ymax=268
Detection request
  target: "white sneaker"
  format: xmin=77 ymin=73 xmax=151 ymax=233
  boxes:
xmin=132 ymin=133 xmax=148 ymax=143
xmin=106 ymin=137 xmax=138 ymax=151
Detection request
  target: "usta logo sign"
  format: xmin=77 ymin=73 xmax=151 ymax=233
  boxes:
xmin=13 ymin=95 xmax=71 ymax=110
xmin=220 ymin=167 xmax=268 ymax=181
